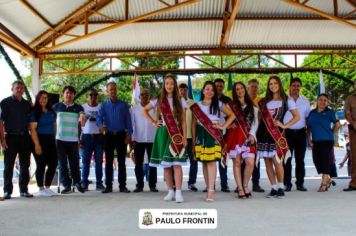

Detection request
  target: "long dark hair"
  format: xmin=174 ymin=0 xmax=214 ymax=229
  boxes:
xmin=200 ymin=81 xmax=220 ymax=117
xmin=232 ymin=82 xmax=255 ymax=124
xmin=33 ymin=90 xmax=53 ymax=122
xmin=156 ymin=74 xmax=183 ymax=127
xmin=261 ymin=75 xmax=288 ymax=107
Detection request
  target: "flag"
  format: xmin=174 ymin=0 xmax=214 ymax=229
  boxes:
xmin=226 ymin=73 xmax=233 ymax=98
xmin=319 ymin=69 xmax=326 ymax=94
xmin=131 ymin=74 xmax=140 ymax=105
xmin=187 ymin=75 xmax=194 ymax=100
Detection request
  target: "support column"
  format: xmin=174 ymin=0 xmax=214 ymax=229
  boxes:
xmin=32 ymin=58 xmax=40 ymax=96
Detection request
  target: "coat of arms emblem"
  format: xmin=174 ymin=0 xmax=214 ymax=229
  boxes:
xmin=142 ymin=211 xmax=153 ymax=226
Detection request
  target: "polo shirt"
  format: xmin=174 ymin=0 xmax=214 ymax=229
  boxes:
xmin=53 ymin=102 xmax=83 ymax=142
xmin=307 ymin=108 xmax=338 ymax=141
xmin=29 ymin=110 xmax=56 ymax=135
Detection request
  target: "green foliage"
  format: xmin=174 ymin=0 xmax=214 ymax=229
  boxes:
xmin=23 ymin=53 xmax=179 ymax=104
xmin=295 ymin=52 xmax=356 ymax=109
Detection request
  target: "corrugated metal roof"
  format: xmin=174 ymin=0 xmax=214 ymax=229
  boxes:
xmin=0 ymin=0 xmax=47 ymax=43
xmin=239 ymin=0 xmax=353 ymax=17
xmin=51 ymin=21 xmax=222 ymax=52
xmin=28 ymin=0 xmax=87 ymax=25
xmin=229 ymin=20 xmax=356 ymax=48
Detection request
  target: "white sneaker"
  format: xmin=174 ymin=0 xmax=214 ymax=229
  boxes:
xmin=175 ymin=191 xmax=184 ymax=203
xmin=163 ymin=190 xmax=175 ymax=201
xmin=37 ymin=189 xmax=51 ymax=197
xmin=45 ymin=188 xmax=57 ymax=196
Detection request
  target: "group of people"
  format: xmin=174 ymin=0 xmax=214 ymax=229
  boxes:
xmin=0 ymin=76 xmax=355 ymax=202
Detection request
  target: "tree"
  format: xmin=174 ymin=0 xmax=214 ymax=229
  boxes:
xmin=23 ymin=53 xmax=180 ymax=104
xmin=295 ymin=52 xmax=356 ymax=109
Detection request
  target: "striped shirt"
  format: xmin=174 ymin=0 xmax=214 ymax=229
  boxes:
xmin=53 ymin=102 xmax=83 ymax=142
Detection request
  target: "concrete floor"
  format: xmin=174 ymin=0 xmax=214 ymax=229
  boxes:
xmin=0 ymin=178 xmax=355 ymax=236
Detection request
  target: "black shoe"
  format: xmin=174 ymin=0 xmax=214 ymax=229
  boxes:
xmin=61 ymin=188 xmax=72 ymax=194
xmin=343 ymin=186 xmax=356 ymax=192
xmin=102 ymin=187 xmax=113 ymax=193
xmin=253 ymin=185 xmax=265 ymax=193
xmin=76 ymin=184 xmax=85 ymax=193
xmin=150 ymin=188 xmax=159 ymax=192
xmin=81 ymin=183 xmax=88 ymax=191
xmin=188 ymin=184 xmax=198 ymax=192
xmin=202 ymin=188 xmax=207 ymax=193
xmin=96 ymin=184 xmax=105 ymax=191
xmin=277 ymin=188 xmax=285 ymax=199
xmin=221 ymin=186 xmax=231 ymax=192
xmin=133 ymin=188 xmax=143 ymax=193
xmin=20 ymin=192 xmax=33 ymax=198
xmin=266 ymin=189 xmax=278 ymax=198
xmin=284 ymin=185 xmax=292 ymax=192
xmin=120 ymin=187 xmax=131 ymax=193
xmin=3 ymin=192 xmax=11 ymax=200
xmin=296 ymin=185 xmax=307 ymax=192
xmin=20 ymin=192 xmax=34 ymax=198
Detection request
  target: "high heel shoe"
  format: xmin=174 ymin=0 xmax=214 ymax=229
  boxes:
xmin=206 ymin=189 xmax=215 ymax=202
xmin=327 ymin=179 xmax=336 ymax=189
xmin=317 ymin=183 xmax=328 ymax=192
xmin=243 ymin=186 xmax=252 ymax=198
xmin=237 ymin=189 xmax=247 ymax=199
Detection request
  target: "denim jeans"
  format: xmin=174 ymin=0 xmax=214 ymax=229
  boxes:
xmin=81 ymin=134 xmax=104 ymax=187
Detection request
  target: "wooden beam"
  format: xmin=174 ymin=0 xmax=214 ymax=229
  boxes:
xmin=125 ymin=0 xmax=129 ymax=20
xmin=333 ymin=0 xmax=338 ymax=17
xmin=39 ymin=0 xmax=201 ymax=53
xmin=0 ymin=23 xmax=36 ymax=57
xmin=345 ymin=0 xmax=356 ymax=8
xmin=281 ymin=0 xmax=356 ymax=29
xmin=220 ymin=0 xmax=241 ymax=47
xmin=301 ymin=0 xmax=311 ymax=5
xmin=39 ymin=45 xmax=356 ymax=55
xmin=158 ymin=0 xmax=171 ymax=7
xmin=20 ymin=0 xmax=54 ymax=29
xmin=30 ymin=0 xmax=114 ymax=49
xmin=335 ymin=54 xmax=356 ymax=66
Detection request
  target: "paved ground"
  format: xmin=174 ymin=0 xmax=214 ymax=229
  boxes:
xmin=0 ymin=178 xmax=355 ymax=236
xmin=0 ymin=149 xmax=355 ymax=236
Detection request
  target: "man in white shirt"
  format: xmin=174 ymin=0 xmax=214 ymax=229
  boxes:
xmin=80 ymin=89 xmax=105 ymax=191
xmin=131 ymin=89 xmax=158 ymax=192
xmin=283 ymin=78 xmax=311 ymax=192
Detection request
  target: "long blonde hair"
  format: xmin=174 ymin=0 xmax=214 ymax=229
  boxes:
xmin=156 ymin=74 xmax=183 ymax=127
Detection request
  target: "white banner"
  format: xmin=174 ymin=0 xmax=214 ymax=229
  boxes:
xmin=139 ymin=209 xmax=217 ymax=229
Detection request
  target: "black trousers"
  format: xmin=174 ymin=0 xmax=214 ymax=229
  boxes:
xmin=104 ymin=132 xmax=127 ymax=189
xmin=134 ymin=142 xmax=156 ymax=189
xmin=187 ymin=138 xmax=198 ymax=185
xmin=33 ymin=134 xmax=58 ymax=187
xmin=3 ymin=134 xmax=32 ymax=194
xmin=56 ymin=140 xmax=81 ymax=188
xmin=284 ymin=128 xmax=307 ymax=187
xmin=312 ymin=141 xmax=334 ymax=175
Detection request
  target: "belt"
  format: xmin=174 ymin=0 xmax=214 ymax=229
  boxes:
xmin=287 ymin=128 xmax=306 ymax=133
xmin=106 ymin=130 xmax=125 ymax=135
xmin=6 ymin=132 xmax=28 ymax=135
xmin=83 ymin=133 xmax=102 ymax=136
